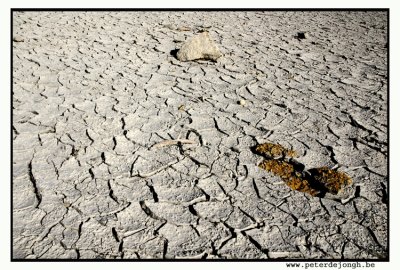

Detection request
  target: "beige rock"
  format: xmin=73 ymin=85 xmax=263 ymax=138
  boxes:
xmin=177 ymin=32 xmax=222 ymax=62
xmin=13 ymin=36 xmax=24 ymax=42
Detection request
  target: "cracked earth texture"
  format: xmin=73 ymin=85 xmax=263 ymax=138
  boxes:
xmin=12 ymin=11 xmax=388 ymax=259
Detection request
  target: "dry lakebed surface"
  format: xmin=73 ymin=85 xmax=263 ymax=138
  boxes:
xmin=12 ymin=11 xmax=388 ymax=259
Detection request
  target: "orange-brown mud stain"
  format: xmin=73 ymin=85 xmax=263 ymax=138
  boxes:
xmin=310 ymin=167 xmax=352 ymax=195
xmin=255 ymin=143 xmax=352 ymax=196
xmin=258 ymin=160 xmax=319 ymax=196
xmin=254 ymin=143 xmax=298 ymax=159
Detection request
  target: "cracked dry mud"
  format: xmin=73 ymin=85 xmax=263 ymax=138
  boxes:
xmin=12 ymin=11 xmax=388 ymax=259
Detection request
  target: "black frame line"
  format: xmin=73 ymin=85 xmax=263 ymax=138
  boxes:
xmin=10 ymin=8 xmax=390 ymax=262
xmin=10 ymin=6 xmax=14 ymax=264
xmin=386 ymin=6 xmax=390 ymax=266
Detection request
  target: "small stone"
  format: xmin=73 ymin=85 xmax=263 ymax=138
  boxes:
xmin=295 ymin=32 xmax=307 ymax=40
xmin=239 ymin=100 xmax=246 ymax=106
xmin=177 ymin=32 xmax=222 ymax=62
xmin=13 ymin=36 xmax=24 ymax=42
xmin=177 ymin=26 xmax=191 ymax=32
xmin=63 ymin=202 xmax=71 ymax=208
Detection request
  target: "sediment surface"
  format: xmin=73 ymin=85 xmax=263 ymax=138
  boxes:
xmin=12 ymin=11 xmax=388 ymax=259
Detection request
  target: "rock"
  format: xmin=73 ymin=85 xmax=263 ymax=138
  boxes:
xmin=177 ymin=32 xmax=222 ymax=62
xmin=295 ymin=32 xmax=307 ymax=40
xmin=13 ymin=36 xmax=24 ymax=42
xmin=176 ymin=26 xmax=191 ymax=32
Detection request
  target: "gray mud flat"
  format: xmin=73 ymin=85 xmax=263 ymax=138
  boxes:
xmin=12 ymin=11 xmax=388 ymax=259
